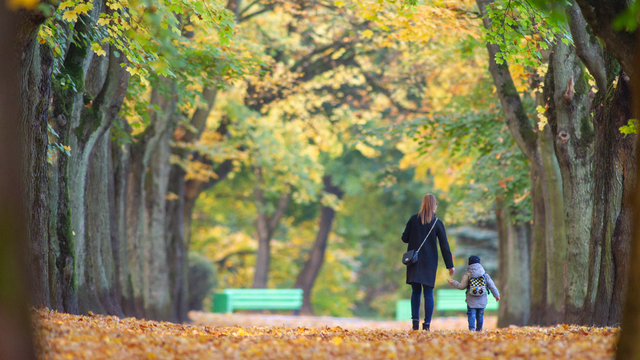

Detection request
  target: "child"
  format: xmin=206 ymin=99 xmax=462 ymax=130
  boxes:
xmin=447 ymin=255 xmax=500 ymax=331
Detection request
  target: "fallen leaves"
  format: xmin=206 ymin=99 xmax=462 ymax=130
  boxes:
xmin=34 ymin=309 xmax=618 ymax=360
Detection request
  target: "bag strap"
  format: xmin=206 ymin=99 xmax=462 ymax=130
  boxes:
xmin=416 ymin=218 xmax=438 ymax=253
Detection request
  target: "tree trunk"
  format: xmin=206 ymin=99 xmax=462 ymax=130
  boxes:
xmin=294 ymin=176 xmax=344 ymax=315
xmin=615 ymin=45 xmax=640 ymax=360
xmin=109 ymin=135 xmax=135 ymax=316
xmin=545 ymin=40 xmax=593 ymax=325
xmin=1 ymin=8 xmax=37 ymax=360
xmin=19 ymin=14 xmax=51 ymax=310
xmin=528 ymin=165 xmax=547 ymax=324
xmin=252 ymin=168 xmax=291 ymax=288
xmin=584 ymin=69 xmax=635 ymax=326
xmin=125 ymin=79 xmax=178 ymax=321
xmin=165 ymin=87 xmax=217 ymax=323
xmin=496 ymin=198 xmax=531 ymax=327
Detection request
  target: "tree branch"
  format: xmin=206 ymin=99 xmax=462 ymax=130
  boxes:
xmin=268 ymin=191 xmax=291 ymax=233
xmin=574 ymin=0 xmax=637 ymax=77
xmin=356 ymin=63 xmax=426 ymax=114
xmin=566 ymin=0 xmax=607 ymax=91
xmin=476 ymin=0 xmax=536 ymax=161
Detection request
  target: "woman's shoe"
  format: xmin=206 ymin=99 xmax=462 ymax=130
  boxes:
xmin=412 ymin=320 xmax=420 ymax=330
xmin=423 ymin=322 xmax=430 ymax=331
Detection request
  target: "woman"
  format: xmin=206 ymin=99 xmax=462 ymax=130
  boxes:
xmin=402 ymin=194 xmax=454 ymax=331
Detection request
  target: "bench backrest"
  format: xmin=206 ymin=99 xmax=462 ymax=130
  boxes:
xmin=435 ymin=289 xmax=498 ymax=311
xmin=213 ymin=289 xmax=303 ymax=313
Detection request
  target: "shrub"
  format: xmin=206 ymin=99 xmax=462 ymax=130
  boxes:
xmin=188 ymin=251 xmax=217 ymax=311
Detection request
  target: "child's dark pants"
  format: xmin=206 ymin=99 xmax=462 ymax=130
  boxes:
xmin=467 ymin=306 xmax=484 ymax=331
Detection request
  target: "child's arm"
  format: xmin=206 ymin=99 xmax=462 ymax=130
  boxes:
xmin=448 ymin=273 xmax=469 ymax=290
xmin=485 ymin=274 xmax=500 ymax=300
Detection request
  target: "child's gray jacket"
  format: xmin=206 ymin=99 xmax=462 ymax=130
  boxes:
xmin=449 ymin=263 xmax=500 ymax=309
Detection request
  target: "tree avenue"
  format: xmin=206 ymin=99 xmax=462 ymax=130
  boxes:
xmin=3 ymin=0 xmax=640 ymax=357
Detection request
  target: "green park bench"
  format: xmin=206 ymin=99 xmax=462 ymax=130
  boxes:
xmin=212 ymin=288 xmax=303 ymax=314
xmin=435 ymin=289 xmax=498 ymax=312
xmin=395 ymin=289 xmax=498 ymax=320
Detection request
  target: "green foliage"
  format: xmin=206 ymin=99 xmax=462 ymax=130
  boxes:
xmin=620 ymin=119 xmax=638 ymax=135
xmin=483 ymin=0 xmax=567 ymax=67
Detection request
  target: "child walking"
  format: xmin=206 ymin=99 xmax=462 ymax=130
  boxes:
xmin=447 ymin=255 xmax=500 ymax=331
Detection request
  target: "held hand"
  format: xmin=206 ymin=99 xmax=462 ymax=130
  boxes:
xmin=448 ymin=267 xmax=455 ymax=276
xmin=447 ymin=278 xmax=454 ymax=284
xmin=495 ymin=296 xmax=500 ymax=302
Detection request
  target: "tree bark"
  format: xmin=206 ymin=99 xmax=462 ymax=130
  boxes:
xmin=19 ymin=13 xmax=51 ymax=310
xmin=544 ymin=39 xmax=594 ymax=325
xmin=615 ymin=43 xmax=640 ymax=360
xmin=528 ymin=165 xmax=547 ymax=324
xmin=294 ymin=176 xmax=344 ymax=314
xmin=1 ymin=8 xmax=37 ymax=360
xmin=584 ymin=69 xmax=635 ymax=326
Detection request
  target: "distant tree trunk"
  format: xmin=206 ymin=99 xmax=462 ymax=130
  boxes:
xmin=252 ymin=168 xmax=291 ymax=288
xmin=1 ymin=8 xmax=37 ymax=360
xmin=125 ymin=78 xmax=178 ymax=321
xmin=294 ymin=176 xmax=343 ymax=314
xmin=528 ymin=166 xmax=547 ymax=324
xmin=496 ymin=198 xmax=531 ymax=327
xmin=166 ymin=87 xmax=217 ymax=322
xmin=109 ymin=134 xmax=135 ymax=315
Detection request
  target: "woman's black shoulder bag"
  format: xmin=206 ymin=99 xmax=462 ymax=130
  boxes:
xmin=402 ymin=218 xmax=438 ymax=266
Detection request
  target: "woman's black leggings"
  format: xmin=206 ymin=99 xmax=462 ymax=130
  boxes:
xmin=411 ymin=283 xmax=434 ymax=323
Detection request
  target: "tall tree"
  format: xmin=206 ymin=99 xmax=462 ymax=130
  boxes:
xmin=294 ymin=176 xmax=344 ymax=313
xmin=1 ymin=5 xmax=37 ymax=359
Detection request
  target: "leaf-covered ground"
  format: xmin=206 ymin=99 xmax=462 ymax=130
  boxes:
xmin=190 ymin=311 xmax=498 ymax=330
xmin=35 ymin=309 xmax=618 ymax=360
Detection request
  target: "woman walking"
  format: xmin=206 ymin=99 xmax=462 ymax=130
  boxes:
xmin=402 ymin=194 xmax=454 ymax=331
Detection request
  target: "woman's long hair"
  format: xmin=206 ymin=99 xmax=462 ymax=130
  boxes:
xmin=418 ymin=194 xmax=437 ymax=225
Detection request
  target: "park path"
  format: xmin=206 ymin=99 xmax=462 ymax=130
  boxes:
xmin=189 ymin=311 xmax=497 ymax=330
xmin=35 ymin=309 xmax=617 ymax=360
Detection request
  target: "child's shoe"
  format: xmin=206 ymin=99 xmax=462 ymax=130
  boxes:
xmin=412 ymin=320 xmax=420 ymax=331
xmin=422 ymin=322 xmax=430 ymax=331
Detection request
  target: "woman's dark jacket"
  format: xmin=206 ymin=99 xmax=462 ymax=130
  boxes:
xmin=402 ymin=214 xmax=454 ymax=287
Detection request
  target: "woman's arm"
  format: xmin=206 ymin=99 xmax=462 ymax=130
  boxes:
xmin=401 ymin=218 xmax=411 ymax=243
xmin=437 ymin=222 xmax=454 ymax=269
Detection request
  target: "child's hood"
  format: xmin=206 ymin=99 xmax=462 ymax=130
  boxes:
xmin=466 ymin=263 xmax=485 ymax=277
